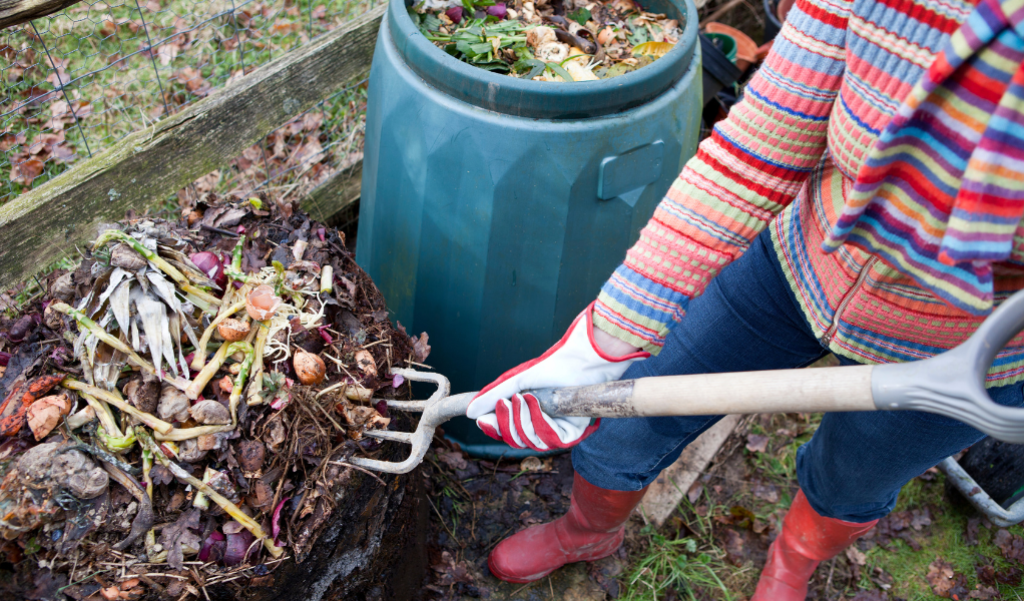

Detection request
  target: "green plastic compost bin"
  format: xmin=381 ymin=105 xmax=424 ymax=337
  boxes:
xmin=356 ymin=0 xmax=703 ymax=458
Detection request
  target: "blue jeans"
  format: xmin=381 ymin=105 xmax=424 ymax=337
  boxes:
xmin=573 ymin=230 xmax=1024 ymax=523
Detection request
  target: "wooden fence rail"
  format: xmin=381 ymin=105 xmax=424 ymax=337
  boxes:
xmin=0 ymin=3 xmax=383 ymax=289
xmin=0 ymin=0 xmax=81 ymax=29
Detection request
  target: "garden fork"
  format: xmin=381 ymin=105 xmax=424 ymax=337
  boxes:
xmin=346 ymin=288 xmax=1024 ymax=474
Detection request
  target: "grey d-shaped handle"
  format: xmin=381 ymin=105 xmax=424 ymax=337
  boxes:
xmin=872 ymin=288 xmax=1024 ymax=443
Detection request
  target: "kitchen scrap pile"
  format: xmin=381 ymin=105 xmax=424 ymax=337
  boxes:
xmin=0 ymin=197 xmax=428 ymax=600
xmin=411 ymin=0 xmax=684 ymax=81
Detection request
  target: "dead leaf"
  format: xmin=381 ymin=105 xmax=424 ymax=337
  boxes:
xmin=191 ymin=170 xmax=221 ymax=195
xmin=177 ymin=66 xmax=206 ymax=92
xmin=687 ymin=480 xmax=703 ymax=504
xmin=723 ymin=528 xmax=747 ymax=566
xmin=49 ymin=100 xmax=69 ymax=118
xmin=0 ymin=132 xmax=25 ymax=151
xmin=251 ymin=479 xmax=274 ymax=510
xmin=159 ymin=508 xmax=201 ymax=570
xmin=263 ymin=416 xmax=287 ymax=449
xmin=338 ymin=275 xmax=357 ymax=299
xmin=751 ymin=480 xmax=779 ymax=503
xmin=411 ymin=332 xmax=431 ymax=362
xmin=302 ymin=111 xmax=324 ymax=132
xmin=967 ymin=585 xmax=1000 ymax=600
xmin=272 ymin=19 xmax=302 ymax=33
xmin=45 ymin=56 xmax=69 ymax=87
xmin=72 ymin=100 xmax=92 ymax=118
xmin=978 ymin=563 xmax=1022 ymax=586
xmin=996 ymin=529 xmax=1024 ymax=564
xmin=157 ymin=42 xmax=179 ymax=66
xmin=926 ymin=558 xmax=955 ymax=597
xmin=910 ymin=507 xmax=932 ymax=530
xmin=965 ymin=517 xmax=980 ymax=546
xmin=354 ymin=349 xmax=377 ymax=377
xmin=22 ymin=85 xmax=58 ymax=105
xmin=214 ymin=207 xmax=248 ymax=229
xmin=745 ymin=433 xmax=769 ymax=453
xmin=926 ymin=558 xmax=970 ymax=599
xmin=292 ymin=136 xmax=324 ymax=173
xmin=849 ymin=591 xmax=888 ymax=601
xmin=845 ymin=546 xmax=867 ymax=566
xmin=50 ymin=143 xmax=75 ymax=163
xmin=431 ymin=550 xmax=474 ymax=587
xmin=150 ymin=465 xmax=173 ymax=486
xmin=26 ymin=394 xmax=70 ymax=440
xmin=437 ymin=449 xmax=467 ymax=471
xmin=10 ymin=157 xmax=44 ymax=186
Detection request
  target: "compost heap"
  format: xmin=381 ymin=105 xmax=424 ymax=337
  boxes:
xmin=410 ymin=0 xmax=684 ymax=81
xmin=0 ymin=198 xmax=429 ymax=600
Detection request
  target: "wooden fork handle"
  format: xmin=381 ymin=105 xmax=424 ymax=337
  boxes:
xmin=532 ymin=365 xmax=876 ymax=418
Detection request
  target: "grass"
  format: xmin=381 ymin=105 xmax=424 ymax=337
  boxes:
xmin=857 ymin=478 xmax=1024 ymax=601
xmin=626 ymin=487 xmax=761 ymax=601
xmin=624 ymin=528 xmax=739 ymax=601
xmin=622 ymin=411 xmax=1024 ymax=600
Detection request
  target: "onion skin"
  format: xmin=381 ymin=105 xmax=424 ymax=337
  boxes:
xmin=190 ymin=252 xmax=227 ymax=290
xmin=199 ymin=531 xmax=226 ymax=563
xmin=486 ymin=2 xmax=507 ymax=18
xmin=8 ymin=315 xmax=35 ymax=342
xmin=223 ymin=530 xmax=255 ymax=566
xmin=0 ymin=352 xmax=9 ymax=367
xmin=272 ymin=496 xmax=291 ymax=543
xmin=445 ymin=6 xmax=463 ymax=22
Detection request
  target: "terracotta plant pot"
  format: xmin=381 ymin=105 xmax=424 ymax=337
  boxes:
xmin=704 ymin=22 xmax=759 ymax=73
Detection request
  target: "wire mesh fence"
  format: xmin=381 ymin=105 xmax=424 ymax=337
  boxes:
xmin=0 ymin=0 xmax=381 ymax=207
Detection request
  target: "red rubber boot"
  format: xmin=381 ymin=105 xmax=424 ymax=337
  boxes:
xmin=488 ymin=472 xmax=647 ymax=583
xmin=752 ymin=490 xmax=878 ymax=600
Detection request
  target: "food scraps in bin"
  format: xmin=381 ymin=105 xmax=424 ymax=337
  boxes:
xmin=410 ymin=0 xmax=684 ymax=81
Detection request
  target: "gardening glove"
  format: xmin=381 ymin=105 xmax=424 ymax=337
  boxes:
xmin=466 ymin=302 xmax=649 ymax=451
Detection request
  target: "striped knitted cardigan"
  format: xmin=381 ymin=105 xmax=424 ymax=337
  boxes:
xmin=594 ymin=0 xmax=1024 ymax=384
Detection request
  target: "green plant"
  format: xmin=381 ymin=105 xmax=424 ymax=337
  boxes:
xmin=417 ymin=17 xmax=531 ymax=73
xmin=623 ymin=526 xmax=736 ymax=601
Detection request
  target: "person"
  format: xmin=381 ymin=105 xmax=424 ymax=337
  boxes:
xmin=465 ymin=0 xmax=1024 ymax=597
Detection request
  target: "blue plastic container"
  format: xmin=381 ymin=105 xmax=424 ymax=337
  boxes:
xmin=357 ymin=0 xmax=703 ymax=458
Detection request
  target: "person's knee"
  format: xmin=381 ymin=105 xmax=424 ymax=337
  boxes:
xmin=802 ymin=484 xmax=897 ymax=522
xmin=795 ymin=443 xmax=898 ymax=523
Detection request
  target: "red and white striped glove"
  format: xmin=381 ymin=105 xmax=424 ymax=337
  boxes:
xmin=466 ymin=303 xmax=649 ymax=451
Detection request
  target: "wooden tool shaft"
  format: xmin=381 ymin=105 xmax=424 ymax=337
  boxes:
xmin=537 ymin=365 xmax=877 ymax=418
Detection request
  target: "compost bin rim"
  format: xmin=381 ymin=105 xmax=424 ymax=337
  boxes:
xmin=389 ymin=0 xmax=699 ymax=119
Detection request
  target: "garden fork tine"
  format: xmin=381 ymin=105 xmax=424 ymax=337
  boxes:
xmin=346 ymin=368 xmax=477 ymax=474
